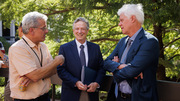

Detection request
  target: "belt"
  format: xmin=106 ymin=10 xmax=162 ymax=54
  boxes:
xmin=119 ymin=91 xmax=131 ymax=99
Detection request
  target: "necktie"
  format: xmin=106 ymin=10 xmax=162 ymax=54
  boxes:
xmin=120 ymin=38 xmax=132 ymax=63
xmin=80 ymin=45 xmax=86 ymax=83
xmin=115 ymin=38 xmax=132 ymax=97
xmin=80 ymin=45 xmax=86 ymax=67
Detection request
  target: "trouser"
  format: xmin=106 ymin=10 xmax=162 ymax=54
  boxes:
xmin=4 ymin=81 xmax=13 ymax=101
xmin=14 ymin=93 xmax=50 ymax=101
xmin=116 ymin=91 xmax=131 ymax=101
xmin=79 ymin=91 xmax=90 ymax=101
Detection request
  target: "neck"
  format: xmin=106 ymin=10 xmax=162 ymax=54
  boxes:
xmin=77 ymin=39 xmax=86 ymax=45
xmin=128 ymin=25 xmax=141 ymax=37
xmin=24 ymin=34 xmax=39 ymax=46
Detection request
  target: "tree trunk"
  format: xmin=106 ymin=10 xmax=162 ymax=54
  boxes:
xmin=153 ymin=24 xmax=166 ymax=80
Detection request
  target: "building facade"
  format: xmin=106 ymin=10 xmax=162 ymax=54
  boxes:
xmin=0 ymin=20 xmax=16 ymax=44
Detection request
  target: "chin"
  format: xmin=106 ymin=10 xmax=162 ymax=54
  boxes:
xmin=41 ymin=39 xmax=45 ymax=42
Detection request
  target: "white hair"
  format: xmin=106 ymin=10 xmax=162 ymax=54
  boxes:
xmin=117 ymin=4 xmax=144 ymax=25
xmin=22 ymin=11 xmax=48 ymax=34
xmin=73 ymin=17 xmax=89 ymax=30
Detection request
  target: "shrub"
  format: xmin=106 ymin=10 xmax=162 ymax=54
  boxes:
xmin=0 ymin=37 xmax=11 ymax=54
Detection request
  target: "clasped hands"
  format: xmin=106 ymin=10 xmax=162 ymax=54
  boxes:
xmin=113 ymin=56 xmax=143 ymax=79
xmin=76 ymin=81 xmax=99 ymax=92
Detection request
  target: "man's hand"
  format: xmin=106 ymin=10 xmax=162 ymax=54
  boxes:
xmin=112 ymin=56 xmax=127 ymax=70
xmin=87 ymin=82 xmax=99 ymax=92
xmin=112 ymin=56 xmax=119 ymax=63
xmin=76 ymin=81 xmax=87 ymax=91
xmin=55 ymin=55 xmax=65 ymax=66
xmin=19 ymin=76 xmax=32 ymax=87
xmin=117 ymin=64 xmax=127 ymax=70
xmin=134 ymin=72 xmax=143 ymax=79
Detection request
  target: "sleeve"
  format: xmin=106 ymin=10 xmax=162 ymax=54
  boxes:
xmin=9 ymin=46 xmax=37 ymax=76
xmin=57 ymin=45 xmax=79 ymax=88
xmin=94 ymin=45 xmax=106 ymax=85
xmin=104 ymin=41 xmax=122 ymax=72
xmin=113 ymin=38 xmax=159 ymax=83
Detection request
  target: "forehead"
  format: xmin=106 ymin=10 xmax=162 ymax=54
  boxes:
xmin=37 ymin=19 xmax=46 ymax=26
xmin=119 ymin=13 xmax=127 ymax=19
xmin=74 ymin=21 xmax=87 ymax=27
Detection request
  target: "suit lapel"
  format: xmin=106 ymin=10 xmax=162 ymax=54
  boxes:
xmin=87 ymin=41 xmax=92 ymax=67
xmin=119 ymin=37 xmax=129 ymax=59
xmin=70 ymin=40 xmax=82 ymax=67
xmin=127 ymin=28 xmax=144 ymax=61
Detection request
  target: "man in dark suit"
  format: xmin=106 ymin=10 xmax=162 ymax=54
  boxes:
xmin=104 ymin=4 xmax=159 ymax=101
xmin=57 ymin=17 xmax=105 ymax=101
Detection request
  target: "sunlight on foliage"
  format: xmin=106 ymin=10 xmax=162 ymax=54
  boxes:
xmin=0 ymin=0 xmax=179 ymax=81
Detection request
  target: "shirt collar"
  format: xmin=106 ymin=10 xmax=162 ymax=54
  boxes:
xmin=75 ymin=39 xmax=87 ymax=48
xmin=129 ymin=27 xmax=142 ymax=41
xmin=22 ymin=35 xmax=41 ymax=48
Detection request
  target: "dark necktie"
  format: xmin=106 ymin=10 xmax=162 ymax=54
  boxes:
xmin=115 ymin=38 xmax=133 ymax=97
xmin=80 ymin=45 xmax=86 ymax=67
xmin=120 ymin=38 xmax=133 ymax=63
xmin=80 ymin=45 xmax=86 ymax=83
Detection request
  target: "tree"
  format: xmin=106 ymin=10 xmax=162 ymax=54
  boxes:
xmin=0 ymin=0 xmax=179 ymax=80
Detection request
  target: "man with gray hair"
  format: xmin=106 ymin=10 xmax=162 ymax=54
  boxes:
xmin=57 ymin=17 xmax=105 ymax=101
xmin=9 ymin=11 xmax=64 ymax=101
xmin=104 ymin=4 xmax=159 ymax=101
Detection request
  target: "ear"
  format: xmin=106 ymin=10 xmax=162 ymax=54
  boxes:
xmin=20 ymin=27 xmax=23 ymax=33
xmin=131 ymin=15 xmax=136 ymax=23
xmin=29 ymin=28 xmax=33 ymax=32
xmin=29 ymin=28 xmax=34 ymax=35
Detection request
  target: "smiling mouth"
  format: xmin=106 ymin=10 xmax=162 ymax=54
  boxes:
xmin=78 ymin=33 xmax=84 ymax=36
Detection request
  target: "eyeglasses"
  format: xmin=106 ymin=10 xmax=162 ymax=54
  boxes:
xmin=33 ymin=26 xmax=48 ymax=31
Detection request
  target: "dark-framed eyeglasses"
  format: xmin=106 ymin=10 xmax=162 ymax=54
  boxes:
xmin=33 ymin=26 xmax=48 ymax=31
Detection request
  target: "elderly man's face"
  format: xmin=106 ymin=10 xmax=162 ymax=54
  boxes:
xmin=32 ymin=19 xmax=48 ymax=44
xmin=73 ymin=21 xmax=89 ymax=44
xmin=118 ymin=13 xmax=132 ymax=35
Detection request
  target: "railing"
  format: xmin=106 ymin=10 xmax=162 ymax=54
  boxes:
xmin=1 ymin=68 xmax=180 ymax=101
xmin=1 ymin=36 xmax=16 ymax=44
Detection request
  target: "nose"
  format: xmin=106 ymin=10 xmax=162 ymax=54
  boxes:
xmin=118 ymin=22 xmax=122 ymax=26
xmin=45 ymin=29 xmax=48 ymax=33
xmin=78 ymin=29 xmax=82 ymax=33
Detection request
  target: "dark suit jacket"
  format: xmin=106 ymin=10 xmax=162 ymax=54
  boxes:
xmin=57 ymin=40 xmax=105 ymax=101
xmin=104 ymin=28 xmax=159 ymax=101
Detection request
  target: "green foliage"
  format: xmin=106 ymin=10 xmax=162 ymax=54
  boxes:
xmin=0 ymin=86 xmax=5 ymax=100
xmin=44 ymin=36 xmax=62 ymax=58
xmin=48 ymin=85 xmax=61 ymax=99
xmin=0 ymin=77 xmax=5 ymax=86
xmin=0 ymin=37 xmax=11 ymax=54
xmin=0 ymin=0 xmax=180 ymax=80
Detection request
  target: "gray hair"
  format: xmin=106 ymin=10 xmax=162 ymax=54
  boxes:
xmin=22 ymin=11 xmax=48 ymax=34
xmin=73 ymin=17 xmax=89 ymax=30
xmin=117 ymin=4 xmax=144 ymax=25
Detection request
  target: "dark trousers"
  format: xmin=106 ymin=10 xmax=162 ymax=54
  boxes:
xmin=14 ymin=93 xmax=50 ymax=101
xmin=116 ymin=91 xmax=131 ymax=101
xmin=106 ymin=81 xmax=131 ymax=101
xmin=106 ymin=81 xmax=116 ymax=101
